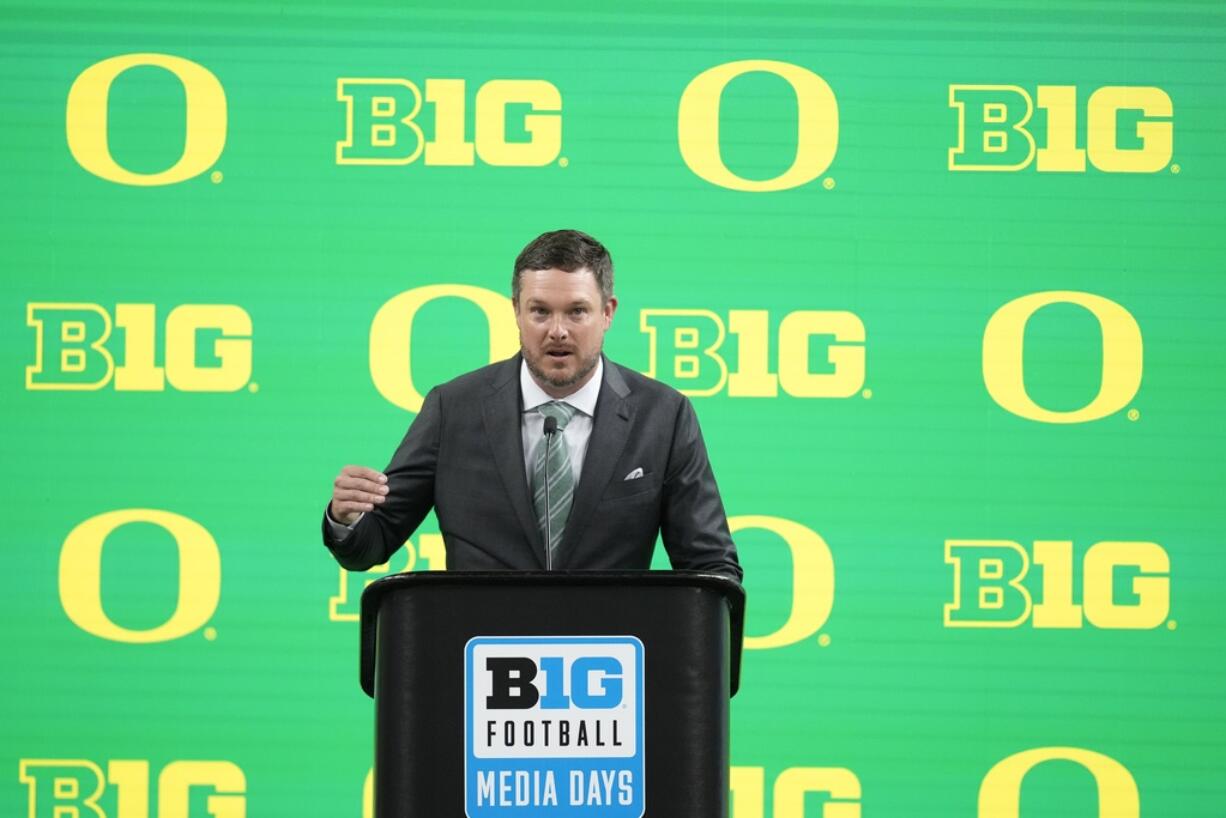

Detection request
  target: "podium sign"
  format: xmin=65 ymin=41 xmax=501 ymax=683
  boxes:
xmin=361 ymin=571 xmax=744 ymax=817
xmin=465 ymin=636 xmax=645 ymax=816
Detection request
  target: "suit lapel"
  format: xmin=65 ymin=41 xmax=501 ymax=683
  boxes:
xmin=558 ymin=359 xmax=633 ymax=564
xmin=481 ymin=356 xmax=547 ymax=567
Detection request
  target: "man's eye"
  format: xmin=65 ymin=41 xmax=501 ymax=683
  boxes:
xmin=571 ymin=308 xmax=588 ymax=317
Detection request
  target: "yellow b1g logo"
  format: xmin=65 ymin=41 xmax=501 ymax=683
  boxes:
xmin=26 ymin=303 xmax=253 ymax=392
xmin=949 ymin=84 xmax=1173 ymax=172
xmin=945 ymin=539 xmax=1170 ymax=629
xmin=19 ymin=759 xmax=244 ymax=818
xmin=641 ymin=309 xmax=865 ymax=398
xmin=730 ymin=767 xmax=860 ymax=818
xmin=337 ymin=77 xmax=562 ymax=166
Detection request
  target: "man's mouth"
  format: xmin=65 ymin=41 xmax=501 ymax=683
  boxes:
xmin=545 ymin=349 xmax=573 ymax=359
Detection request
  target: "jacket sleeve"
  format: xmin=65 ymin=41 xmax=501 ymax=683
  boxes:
xmin=322 ymin=387 xmax=442 ymax=571
xmin=659 ymin=396 xmax=743 ymax=582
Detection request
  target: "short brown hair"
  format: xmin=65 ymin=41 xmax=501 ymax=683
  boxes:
xmin=512 ymin=229 xmax=614 ymax=304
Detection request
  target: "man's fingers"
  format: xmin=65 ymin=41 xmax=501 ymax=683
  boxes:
xmin=342 ymin=465 xmax=387 ymax=483
xmin=330 ymin=465 xmax=387 ymax=523
xmin=334 ymin=475 xmax=390 ymax=494
xmin=334 ymin=488 xmax=386 ymax=505
xmin=331 ymin=499 xmax=374 ymax=522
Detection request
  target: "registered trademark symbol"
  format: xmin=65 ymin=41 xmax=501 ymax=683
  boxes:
xmin=203 ymin=627 xmax=218 ymax=641
xmin=822 ymin=177 xmax=836 ymax=190
xmin=211 ymin=170 xmax=223 ymax=184
xmin=248 ymin=382 xmax=260 ymax=394
xmin=1127 ymin=408 xmax=1140 ymax=421
xmin=558 ymin=157 xmax=569 ymax=168
xmin=861 ymin=388 xmax=873 ymax=400
xmin=1167 ymin=620 xmax=1178 ymax=631
xmin=1170 ymin=163 xmax=1181 ymax=174
xmin=817 ymin=633 xmax=831 ymax=647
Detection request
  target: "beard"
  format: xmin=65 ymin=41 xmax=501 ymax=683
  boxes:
xmin=523 ymin=345 xmax=601 ymax=392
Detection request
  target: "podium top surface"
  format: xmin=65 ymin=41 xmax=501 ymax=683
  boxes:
xmin=359 ymin=570 xmax=745 ymax=697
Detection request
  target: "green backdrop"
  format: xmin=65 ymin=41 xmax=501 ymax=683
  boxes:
xmin=4 ymin=1 xmax=1224 ymax=816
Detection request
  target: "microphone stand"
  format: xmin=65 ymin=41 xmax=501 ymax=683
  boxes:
xmin=542 ymin=414 xmax=558 ymax=570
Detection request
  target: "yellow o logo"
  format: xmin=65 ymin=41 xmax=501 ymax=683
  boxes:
xmin=66 ymin=53 xmax=227 ymax=186
xmin=370 ymin=285 xmax=519 ymax=413
xmin=731 ymin=516 xmax=834 ymax=649
xmin=980 ymin=747 xmax=1139 ymax=818
xmin=678 ymin=60 xmax=838 ymax=192
xmin=59 ymin=509 xmax=221 ymax=643
xmin=983 ymin=291 xmax=1142 ymax=423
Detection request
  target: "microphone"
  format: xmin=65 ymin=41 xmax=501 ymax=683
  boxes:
xmin=542 ymin=414 xmax=558 ymax=570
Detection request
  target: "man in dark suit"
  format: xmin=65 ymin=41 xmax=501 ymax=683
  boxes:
xmin=323 ymin=230 xmax=741 ymax=581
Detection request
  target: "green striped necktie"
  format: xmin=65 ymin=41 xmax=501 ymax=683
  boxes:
xmin=532 ymin=401 xmax=577 ymax=566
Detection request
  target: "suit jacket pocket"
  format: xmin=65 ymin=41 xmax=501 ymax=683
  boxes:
xmin=598 ymin=473 xmax=660 ymax=503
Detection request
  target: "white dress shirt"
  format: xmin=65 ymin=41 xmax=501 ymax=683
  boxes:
xmin=519 ymin=357 xmax=601 ymax=485
xmin=328 ymin=358 xmax=603 ymax=537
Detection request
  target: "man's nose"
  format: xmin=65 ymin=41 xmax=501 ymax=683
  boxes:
xmin=547 ymin=315 xmax=568 ymax=338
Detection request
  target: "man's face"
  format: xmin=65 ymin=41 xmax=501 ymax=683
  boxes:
xmin=514 ymin=267 xmax=617 ymax=397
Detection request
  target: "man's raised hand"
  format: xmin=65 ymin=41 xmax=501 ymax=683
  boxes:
xmin=330 ymin=465 xmax=388 ymax=525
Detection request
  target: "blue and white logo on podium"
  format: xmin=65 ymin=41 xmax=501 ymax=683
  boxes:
xmin=465 ymin=635 xmax=645 ymax=817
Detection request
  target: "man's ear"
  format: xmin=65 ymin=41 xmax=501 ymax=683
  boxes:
xmin=603 ymin=295 xmax=618 ymax=327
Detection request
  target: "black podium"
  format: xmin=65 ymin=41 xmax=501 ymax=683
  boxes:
xmin=360 ymin=571 xmax=745 ymax=818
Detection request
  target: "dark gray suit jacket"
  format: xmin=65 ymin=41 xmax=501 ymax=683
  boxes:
xmin=322 ymin=354 xmax=741 ymax=580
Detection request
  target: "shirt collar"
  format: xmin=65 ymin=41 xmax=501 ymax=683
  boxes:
xmin=520 ymin=356 xmax=603 ymax=417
